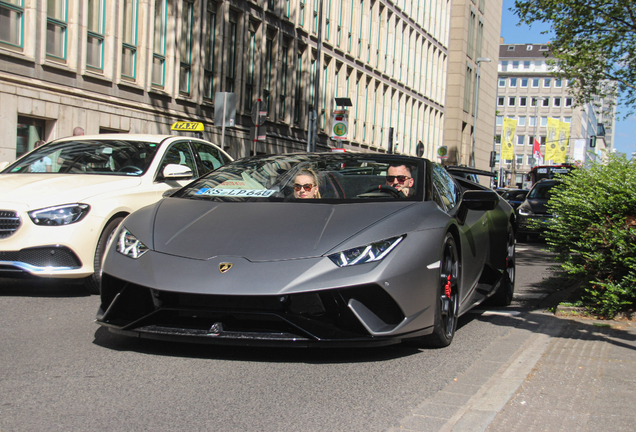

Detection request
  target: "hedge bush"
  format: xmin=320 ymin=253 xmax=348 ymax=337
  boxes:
xmin=542 ymin=153 xmax=636 ymax=318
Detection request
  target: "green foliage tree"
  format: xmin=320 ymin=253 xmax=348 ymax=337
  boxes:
xmin=543 ymin=154 xmax=636 ymax=317
xmin=513 ymin=0 xmax=636 ymax=116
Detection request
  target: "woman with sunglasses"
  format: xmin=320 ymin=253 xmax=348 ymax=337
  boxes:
xmin=293 ymin=169 xmax=321 ymax=199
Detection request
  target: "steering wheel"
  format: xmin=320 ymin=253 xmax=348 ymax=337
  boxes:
xmin=118 ymin=165 xmax=143 ymax=174
xmin=360 ymin=184 xmax=405 ymax=198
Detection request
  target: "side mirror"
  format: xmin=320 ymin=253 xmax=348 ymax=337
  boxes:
xmin=162 ymin=163 xmax=192 ymax=180
xmin=456 ymin=190 xmax=500 ymax=224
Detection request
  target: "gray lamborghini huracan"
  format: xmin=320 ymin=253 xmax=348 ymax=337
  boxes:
xmin=96 ymin=153 xmax=515 ymax=348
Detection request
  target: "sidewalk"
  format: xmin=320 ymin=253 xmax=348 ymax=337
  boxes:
xmin=389 ymin=310 xmax=636 ymax=432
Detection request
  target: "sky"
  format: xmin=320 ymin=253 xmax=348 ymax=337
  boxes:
xmin=499 ymin=0 xmax=636 ymax=157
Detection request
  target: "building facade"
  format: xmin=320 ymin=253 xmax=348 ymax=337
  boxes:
xmin=496 ymin=42 xmax=612 ymax=187
xmin=0 ymin=0 xmax=499 ymax=168
xmin=444 ymin=0 xmax=500 ymax=170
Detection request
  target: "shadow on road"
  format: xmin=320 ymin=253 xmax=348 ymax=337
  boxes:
xmin=0 ymin=278 xmax=90 ymax=298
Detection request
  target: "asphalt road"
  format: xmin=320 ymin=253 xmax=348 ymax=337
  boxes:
xmin=0 ymin=241 xmax=556 ymax=432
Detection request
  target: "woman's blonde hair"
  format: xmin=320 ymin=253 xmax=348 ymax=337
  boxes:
xmin=294 ymin=168 xmax=321 ymax=198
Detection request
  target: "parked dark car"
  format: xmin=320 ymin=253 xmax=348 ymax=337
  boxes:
xmin=516 ymin=179 xmax=559 ymax=241
xmin=500 ymin=189 xmax=529 ymax=210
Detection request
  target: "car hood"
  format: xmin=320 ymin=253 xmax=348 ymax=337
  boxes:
xmin=138 ymin=198 xmax=417 ymax=261
xmin=0 ymin=174 xmax=142 ymax=208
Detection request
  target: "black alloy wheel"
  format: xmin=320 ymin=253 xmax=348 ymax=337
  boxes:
xmin=426 ymin=232 xmax=460 ymax=348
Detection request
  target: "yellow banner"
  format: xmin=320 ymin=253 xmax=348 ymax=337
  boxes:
xmin=501 ymin=118 xmax=517 ymax=161
xmin=545 ymin=118 xmax=560 ymax=162
xmin=554 ymin=121 xmax=570 ymax=163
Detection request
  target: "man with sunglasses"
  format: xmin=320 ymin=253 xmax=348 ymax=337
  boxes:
xmin=386 ymin=164 xmax=415 ymax=197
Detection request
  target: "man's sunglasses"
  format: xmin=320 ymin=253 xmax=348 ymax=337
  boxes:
xmin=386 ymin=175 xmax=411 ymax=184
xmin=294 ymin=183 xmax=315 ymax=192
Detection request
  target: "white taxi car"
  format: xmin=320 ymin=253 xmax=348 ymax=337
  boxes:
xmin=0 ymin=133 xmax=232 ymax=293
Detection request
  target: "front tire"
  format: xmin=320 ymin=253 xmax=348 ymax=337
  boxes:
xmin=425 ymin=232 xmax=460 ymax=348
xmin=84 ymin=217 xmax=124 ymax=294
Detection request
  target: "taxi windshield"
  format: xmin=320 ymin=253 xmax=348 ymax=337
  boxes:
xmin=174 ymin=153 xmax=423 ymax=203
xmin=2 ymin=139 xmax=160 ymax=176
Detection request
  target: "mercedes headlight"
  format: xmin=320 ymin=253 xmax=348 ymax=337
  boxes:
xmin=517 ymin=206 xmax=534 ymax=216
xmin=28 ymin=204 xmax=90 ymax=226
xmin=116 ymin=228 xmax=149 ymax=259
xmin=328 ymin=236 xmax=404 ymax=267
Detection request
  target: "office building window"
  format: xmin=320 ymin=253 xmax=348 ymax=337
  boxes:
xmin=203 ymin=1 xmax=217 ymax=98
xmin=498 ymin=78 xmax=506 ymax=87
xmin=512 ymin=60 xmax=519 ymax=69
xmin=516 ymin=154 xmax=523 ymax=165
xmin=122 ymin=0 xmax=138 ymax=79
xmin=532 ymin=78 xmax=539 ymax=87
xmin=495 ymin=134 xmax=501 ymax=144
xmin=555 ymin=78 xmax=562 ymax=87
xmin=517 ymin=135 xmax=524 ymax=145
xmin=226 ymin=11 xmax=238 ymax=92
xmin=520 ymin=78 xmax=528 ymax=87
xmin=542 ymin=98 xmax=549 ymax=107
xmin=509 ymin=77 xmax=517 ymax=87
xmin=518 ymin=116 xmax=526 ymax=126
xmin=152 ymin=0 xmax=167 ymax=86
xmin=46 ymin=0 xmax=68 ymax=60
xmin=463 ymin=64 xmax=473 ymax=113
xmin=508 ymin=96 xmax=516 ymax=106
xmin=86 ymin=0 xmax=105 ymax=70
xmin=543 ymin=78 xmax=551 ymax=87
xmin=497 ymin=96 xmax=504 ymax=106
xmin=501 ymin=60 xmax=508 ymax=71
xmin=244 ymin=23 xmax=257 ymax=111
xmin=523 ymin=60 xmax=530 ymax=69
xmin=294 ymin=50 xmax=303 ymax=124
xmin=263 ymin=29 xmax=275 ymax=115
xmin=528 ymin=135 xmax=535 ymax=146
xmin=0 ymin=0 xmax=24 ymax=47
xmin=279 ymin=38 xmax=290 ymax=120
xmin=529 ymin=116 xmax=536 ymax=127
xmin=565 ymin=97 xmax=573 ymax=107
xmin=496 ymin=116 xmax=503 ymax=126
xmin=519 ymin=97 xmax=527 ymax=107
xmin=563 ymin=116 xmax=571 ymax=123
xmin=540 ymin=116 xmax=547 ymax=126
xmin=553 ymin=97 xmax=561 ymax=107
xmin=179 ymin=0 xmax=194 ymax=94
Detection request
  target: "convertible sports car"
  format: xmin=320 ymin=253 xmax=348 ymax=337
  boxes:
xmin=97 ymin=153 xmax=516 ymax=348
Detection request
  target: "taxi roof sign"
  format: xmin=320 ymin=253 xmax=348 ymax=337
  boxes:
xmin=171 ymin=121 xmax=204 ymax=132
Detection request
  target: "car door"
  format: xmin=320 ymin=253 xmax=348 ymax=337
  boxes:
xmin=432 ymin=164 xmax=490 ymax=309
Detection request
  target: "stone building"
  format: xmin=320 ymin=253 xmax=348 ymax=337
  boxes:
xmin=0 ymin=0 xmax=501 ymax=168
xmin=495 ymin=41 xmax=613 ymax=187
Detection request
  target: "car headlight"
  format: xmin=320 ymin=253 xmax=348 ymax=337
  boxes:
xmin=328 ymin=236 xmax=404 ymax=267
xmin=517 ymin=206 xmax=534 ymax=216
xmin=116 ymin=228 xmax=149 ymax=259
xmin=28 ymin=204 xmax=90 ymax=226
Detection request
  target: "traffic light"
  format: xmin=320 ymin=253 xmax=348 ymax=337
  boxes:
xmin=489 ymin=150 xmax=497 ymax=168
xmin=493 ymin=170 xmax=498 ymax=187
xmin=590 ymin=136 xmax=597 ymax=148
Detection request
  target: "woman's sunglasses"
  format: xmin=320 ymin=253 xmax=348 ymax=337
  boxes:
xmin=386 ymin=175 xmax=410 ymax=184
xmin=294 ymin=183 xmax=315 ymax=192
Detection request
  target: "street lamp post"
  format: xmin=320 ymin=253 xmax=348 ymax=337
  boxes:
xmin=471 ymin=57 xmax=491 ymax=167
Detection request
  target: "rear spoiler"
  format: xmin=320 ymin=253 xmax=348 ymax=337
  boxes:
xmin=445 ymin=166 xmax=495 ymax=178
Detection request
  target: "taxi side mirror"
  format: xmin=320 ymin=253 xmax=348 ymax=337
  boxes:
xmin=162 ymin=163 xmax=193 ymax=180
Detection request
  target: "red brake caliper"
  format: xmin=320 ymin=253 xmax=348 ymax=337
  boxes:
xmin=444 ymin=275 xmax=452 ymax=298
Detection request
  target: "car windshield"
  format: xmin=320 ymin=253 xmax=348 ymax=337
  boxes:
xmin=528 ymin=183 xmax=555 ymax=199
xmin=2 ymin=139 xmax=160 ymax=176
xmin=174 ymin=153 xmax=423 ymax=203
